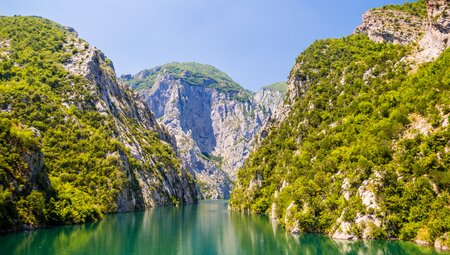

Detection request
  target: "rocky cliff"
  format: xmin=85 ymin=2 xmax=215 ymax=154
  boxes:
xmin=61 ymin=30 xmax=199 ymax=210
xmin=0 ymin=16 xmax=198 ymax=232
xmin=354 ymin=0 xmax=450 ymax=63
xmin=122 ymin=63 xmax=285 ymax=198
xmin=230 ymin=0 xmax=450 ymax=251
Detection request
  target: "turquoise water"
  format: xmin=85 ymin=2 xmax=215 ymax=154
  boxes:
xmin=1 ymin=200 xmax=449 ymax=255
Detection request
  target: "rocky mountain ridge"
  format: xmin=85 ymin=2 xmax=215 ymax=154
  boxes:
xmin=355 ymin=0 xmax=450 ymax=64
xmin=0 ymin=16 xmax=198 ymax=232
xmin=63 ymin=33 xmax=199 ymax=210
xmin=122 ymin=63 xmax=286 ymax=198
xmin=230 ymin=0 xmax=450 ymax=251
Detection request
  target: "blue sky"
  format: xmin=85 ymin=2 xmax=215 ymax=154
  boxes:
xmin=2 ymin=0 xmax=412 ymax=91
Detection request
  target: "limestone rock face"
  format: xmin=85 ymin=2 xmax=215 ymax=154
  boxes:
xmin=427 ymin=0 xmax=450 ymax=33
xmin=281 ymin=0 xmax=450 ymax=129
xmin=434 ymin=233 xmax=450 ymax=251
xmin=415 ymin=0 xmax=450 ymax=62
xmin=330 ymin=174 xmax=383 ymax=241
xmin=353 ymin=0 xmax=450 ymax=63
xmin=354 ymin=9 xmax=426 ymax=45
xmin=62 ymin=34 xmax=199 ymax=211
xmin=332 ymin=221 xmax=356 ymax=241
xmin=123 ymin=63 xmax=285 ymax=198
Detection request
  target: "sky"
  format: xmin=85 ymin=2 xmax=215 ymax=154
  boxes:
xmin=1 ymin=0 xmax=413 ymax=91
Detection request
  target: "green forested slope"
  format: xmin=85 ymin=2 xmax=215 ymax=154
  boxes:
xmin=123 ymin=62 xmax=240 ymax=90
xmin=231 ymin=32 xmax=450 ymax=245
xmin=262 ymin=82 xmax=288 ymax=93
xmin=0 ymin=16 xmax=196 ymax=231
xmin=122 ymin=62 xmax=252 ymax=101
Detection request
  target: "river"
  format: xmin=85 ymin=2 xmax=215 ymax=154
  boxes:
xmin=0 ymin=200 xmax=448 ymax=255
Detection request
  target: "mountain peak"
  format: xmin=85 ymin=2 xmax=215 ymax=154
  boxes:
xmin=354 ymin=0 xmax=427 ymax=45
xmin=123 ymin=62 xmax=248 ymax=94
xmin=262 ymin=82 xmax=288 ymax=94
xmin=354 ymin=0 xmax=450 ymax=63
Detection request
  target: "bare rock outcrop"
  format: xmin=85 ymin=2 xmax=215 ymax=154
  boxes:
xmin=354 ymin=9 xmax=426 ymax=45
xmin=62 ymin=32 xmax=199 ymax=211
xmin=122 ymin=64 xmax=285 ymax=198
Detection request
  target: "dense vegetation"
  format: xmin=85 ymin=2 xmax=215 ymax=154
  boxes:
xmin=0 ymin=16 xmax=192 ymax=231
xmin=122 ymin=62 xmax=252 ymax=101
xmin=231 ymin=32 xmax=450 ymax=246
xmin=381 ymin=0 xmax=427 ymax=17
xmin=262 ymin=82 xmax=288 ymax=93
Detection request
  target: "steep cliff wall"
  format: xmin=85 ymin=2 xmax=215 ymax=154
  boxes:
xmin=122 ymin=63 xmax=285 ymax=198
xmin=0 ymin=16 xmax=198 ymax=232
xmin=62 ymin=33 xmax=198 ymax=210
xmin=354 ymin=0 xmax=450 ymax=63
xmin=231 ymin=0 xmax=450 ymax=251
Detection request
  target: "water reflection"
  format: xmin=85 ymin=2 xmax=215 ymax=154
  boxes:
xmin=1 ymin=200 xmax=449 ymax=255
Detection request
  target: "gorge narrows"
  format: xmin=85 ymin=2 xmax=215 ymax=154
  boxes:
xmin=1 ymin=0 xmax=450 ymax=253
xmin=121 ymin=63 xmax=286 ymax=198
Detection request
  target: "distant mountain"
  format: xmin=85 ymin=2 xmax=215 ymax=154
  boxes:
xmin=123 ymin=62 xmax=249 ymax=96
xmin=122 ymin=63 xmax=285 ymax=198
xmin=262 ymin=82 xmax=288 ymax=94
xmin=0 ymin=16 xmax=198 ymax=232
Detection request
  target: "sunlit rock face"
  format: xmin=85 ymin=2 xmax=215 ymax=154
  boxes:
xmin=122 ymin=63 xmax=286 ymax=198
